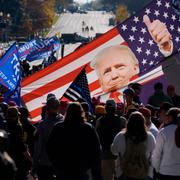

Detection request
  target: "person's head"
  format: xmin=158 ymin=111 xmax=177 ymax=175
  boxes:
xmin=105 ymin=99 xmax=116 ymax=114
xmin=64 ymin=102 xmax=86 ymax=124
xmin=95 ymin=105 xmax=106 ymax=116
xmin=91 ymin=45 xmax=139 ymax=92
xmin=167 ymin=85 xmax=176 ymax=97
xmin=116 ymin=102 xmax=124 ymax=116
xmin=139 ymin=107 xmax=151 ymax=126
xmin=6 ymin=107 xmax=20 ymax=124
xmin=146 ymin=104 xmax=158 ymax=117
xmin=126 ymin=112 xmax=147 ymax=144
xmin=123 ymin=88 xmax=135 ymax=104
xmin=19 ymin=107 xmax=29 ymax=119
xmin=126 ymin=108 xmax=138 ymax=119
xmin=166 ymin=107 xmax=180 ymax=124
xmin=92 ymin=97 xmax=100 ymax=106
xmin=46 ymin=93 xmax=56 ymax=102
xmin=19 ymin=107 xmax=30 ymax=124
xmin=46 ymin=98 xmax=60 ymax=116
xmin=129 ymin=83 xmax=142 ymax=95
xmin=154 ymin=82 xmax=163 ymax=91
xmin=59 ymin=100 xmax=69 ymax=116
xmin=159 ymin=102 xmax=173 ymax=123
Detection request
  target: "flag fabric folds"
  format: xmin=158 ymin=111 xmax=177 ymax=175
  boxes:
xmin=0 ymin=43 xmax=21 ymax=91
xmin=18 ymin=36 xmax=60 ymax=62
xmin=4 ymin=82 xmax=21 ymax=106
xmin=63 ymin=68 xmax=94 ymax=114
xmin=21 ymin=0 xmax=179 ymax=122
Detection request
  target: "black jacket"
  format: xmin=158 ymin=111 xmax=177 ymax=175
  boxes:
xmin=96 ymin=113 xmax=126 ymax=159
xmin=47 ymin=121 xmax=101 ymax=178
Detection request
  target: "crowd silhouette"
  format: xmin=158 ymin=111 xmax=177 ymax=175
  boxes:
xmin=0 ymin=82 xmax=180 ymax=180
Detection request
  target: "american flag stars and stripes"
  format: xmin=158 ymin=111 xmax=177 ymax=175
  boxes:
xmin=21 ymin=0 xmax=180 ymax=122
xmin=21 ymin=28 xmax=124 ymax=122
xmin=118 ymin=0 xmax=180 ymax=75
xmin=63 ymin=68 xmax=94 ymax=114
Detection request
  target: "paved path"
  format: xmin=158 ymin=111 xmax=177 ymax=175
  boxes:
xmin=47 ymin=11 xmax=114 ymax=39
xmin=31 ymin=11 xmax=114 ymax=67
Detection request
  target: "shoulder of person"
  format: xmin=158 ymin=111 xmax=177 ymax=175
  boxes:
xmin=147 ymin=131 xmax=155 ymax=139
xmin=114 ymin=115 xmax=126 ymax=124
xmin=117 ymin=130 xmax=126 ymax=136
xmin=54 ymin=120 xmax=64 ymax=128
xmin=165 ymin=95 xmax=173 ymax=101
xmin=114 ymin=130 xmax=126 ymax=142
xmin=146 ymin=131 xmax=156 ymax=148
xmin=84 ymin=122 xmax=95 ymax=130
xmin=37 ymin=119 xmax=48 ymax=130
xmin=97 ymin=114 xmax=106 ymax=122
xmin=161 ymin=124 xmax=176 ymax=133
xmin=56 ymin=113 xmax=64 ymax=121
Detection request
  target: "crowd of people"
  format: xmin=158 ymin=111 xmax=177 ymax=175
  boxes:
xmin=21 ymin=51 xmax=58 ymax=78
xmin=0 ymin=82 xmax=180 ymax=180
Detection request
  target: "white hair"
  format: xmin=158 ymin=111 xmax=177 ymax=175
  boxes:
xmin=90 ymin=45 xmax=139 ymax=70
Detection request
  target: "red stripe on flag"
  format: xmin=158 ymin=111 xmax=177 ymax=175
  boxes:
xmin=29 ymin=79 xmax=100 ymax=119
xmin=22 ymin=28 xmax=119 ymax=87
xmin=30 ymin=107 xmax=42 ymax=119
xmin=22 ymin=66 xmax=84 ymax=103
xmin=85 ymin=63 xmax=93 ymax=73
xmin=89 ymin=80 xmax=100 ymax=92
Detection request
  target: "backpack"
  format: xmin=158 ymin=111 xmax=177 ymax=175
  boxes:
xmin=120 ymin=138 xmax=150 ymax=179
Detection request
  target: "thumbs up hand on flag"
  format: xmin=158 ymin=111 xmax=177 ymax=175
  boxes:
xmin=143 ymin=15 xmax=173 ymax=53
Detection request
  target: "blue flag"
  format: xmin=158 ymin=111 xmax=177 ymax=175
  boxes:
xmin=18 ymin=36 xmax=60 ymax=62
xmin=4 ymin=81 xmax=21 ymax=106
xmin=0 ymin=43 xmax=21 ymax=91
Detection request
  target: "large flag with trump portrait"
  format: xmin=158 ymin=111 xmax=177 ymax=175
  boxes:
xmin=21 ymin=0 xmax=180 ymax=122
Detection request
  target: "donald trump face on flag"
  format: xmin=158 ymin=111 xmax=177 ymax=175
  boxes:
xmin=91 ymin=45 xmax=139 ymax=93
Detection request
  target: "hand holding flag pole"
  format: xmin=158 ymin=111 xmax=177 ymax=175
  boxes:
xmin=143 ymin=15 xmax=172 ymax=52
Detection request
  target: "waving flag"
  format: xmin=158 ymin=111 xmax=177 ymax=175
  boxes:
xmin=18 ymin=36 xmax=60 ymax=62
xmin=21 ymin=0 xmax=179 ymax=122
xmin=63 ymin=68 xmax=94 ymax=114
xmin=0 ymin=43 xmax=21 ymax=91
xmin=4 ymin=82 xmax=21 ymax=106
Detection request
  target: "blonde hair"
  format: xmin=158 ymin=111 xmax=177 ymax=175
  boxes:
xmin=90 ymin=45 xmax=139 ymax=70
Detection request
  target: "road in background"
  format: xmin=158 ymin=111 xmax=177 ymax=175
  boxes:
xmin=47 ymin=11 xmax=114 ymax=58
xmin=2 ymin=11 xmax=114 ymax=69
xmin=47 ymin=11 xmax=114 ymax=38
